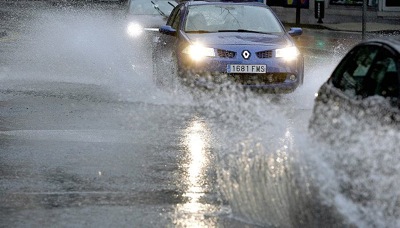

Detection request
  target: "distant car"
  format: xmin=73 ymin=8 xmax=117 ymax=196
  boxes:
xmin=152 ymin=0 xmax=304 ymax=92
xmin=126 ymin=0 xmax=177 ymax=40
xmin=309 ymin=38 xmax=400 ymax=144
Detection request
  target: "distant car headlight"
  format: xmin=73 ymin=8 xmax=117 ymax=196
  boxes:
xmin=182 ymin=43 xmax=215 ymax=61
xmin=276 ymin=46 xmax=300 ymax=61
xmin=127 ymin=22 xmax=143 ymax=37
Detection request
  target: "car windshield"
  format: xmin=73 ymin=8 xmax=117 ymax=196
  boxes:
xmin=184 ymin=4 xmax=284 ymax=34
xmin=129 ymin=0 xmax=175 ymax=16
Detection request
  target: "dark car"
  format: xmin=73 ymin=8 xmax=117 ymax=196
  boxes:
xmin=309 ymin=38 xmax=400 ymax=145
xmin=126 ymin=0 xmax=177 ymax=39
xmin=151 ymin=0 xmax=304 ymax=92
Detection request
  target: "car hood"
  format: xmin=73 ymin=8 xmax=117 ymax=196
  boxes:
xmin=186 ymin=32 xmax=292 ymax=47
xmin=127 ymin=14 xmax=167 ymax=29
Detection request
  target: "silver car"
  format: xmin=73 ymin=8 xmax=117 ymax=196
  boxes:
xmin=309 ymin=38 xmax=400 ymax=144
xmin=126 ymin=0 xmax=177 ymax=39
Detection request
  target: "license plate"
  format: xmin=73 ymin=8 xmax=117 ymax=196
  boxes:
xmin=227 ymin=64 xmax=267 ymax=74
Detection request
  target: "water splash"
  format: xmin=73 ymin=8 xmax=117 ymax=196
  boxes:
xmin=191 ymin=53 xmax=400 ymax=227
xmin=0 ymin=3 xmax=194 ymax=106
xmin=311 ymin=124 xmax=400 ymax=228
xmin=216 ymin=138 xmax=347 ymax=227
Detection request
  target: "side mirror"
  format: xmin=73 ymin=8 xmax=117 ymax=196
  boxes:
xmin=288 ymin=27 xmax=303 ymax=37
xmin=159 ymin=25 xmax=176 ymax=36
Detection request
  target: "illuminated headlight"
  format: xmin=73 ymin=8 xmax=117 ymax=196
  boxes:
xmin=127 ymin=22 xmax=143 ymax=37
xmin=182 ymin=43 xmax=215 ymax=61
xmin=276 ymin=46 xmax=300 ymax=61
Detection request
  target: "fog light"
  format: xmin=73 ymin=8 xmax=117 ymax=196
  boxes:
xmin=289 ymin=74 xmax=296 ymax=81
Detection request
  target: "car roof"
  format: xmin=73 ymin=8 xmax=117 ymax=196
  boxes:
xmin=360 ymin=37 xmax=400 ymax=54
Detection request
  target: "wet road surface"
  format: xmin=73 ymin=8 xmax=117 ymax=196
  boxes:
xmin=1 ymin=1 xmax=391 ymax=227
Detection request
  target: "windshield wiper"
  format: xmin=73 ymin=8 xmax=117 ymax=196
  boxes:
xmin=218 ymin=29 xmax=271 ymax=34
xmin=167 ymin=1 xmax=176 ymax=8
xmin=151 ymin=1 xmax=167 ymax=18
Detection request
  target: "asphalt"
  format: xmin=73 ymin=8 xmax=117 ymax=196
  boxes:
xmin=284 ymin=22 xmax=400 ymax=55
xmin=285 ymin=22 xmax=400 ymax=34
xmin=283 ymin=21 xmax=400 ymax=56
xmin=317 ymin=22 xmax=400 ymax=33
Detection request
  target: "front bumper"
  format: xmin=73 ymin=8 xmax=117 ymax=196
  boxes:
xmin=178 ymin=55 xmax=304 ymax=91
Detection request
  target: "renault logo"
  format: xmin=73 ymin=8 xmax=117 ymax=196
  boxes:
xmin=241 ymin=50 xmax=251 ymax=60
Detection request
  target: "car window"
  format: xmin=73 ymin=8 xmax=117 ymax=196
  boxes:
xmin=167 ymin=5 xmax=181 ymax=29
xmin=371 ymin=49 xmax=399 ymax=101
xmin=129 ymin=0 xmax=175 ymax=16
xmin=331 ymin=45 xmax=379 ymax=98
xmin=331 ymin=44 xmax=399 ymax=106
xmin=171 ymin=9 xmax=181 ymax=30
xmin=184 ymin=4 xmax=284 ymax=33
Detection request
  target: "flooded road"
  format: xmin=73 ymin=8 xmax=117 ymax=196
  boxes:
xmin=1 ymin=1 xmax=400 ymax=227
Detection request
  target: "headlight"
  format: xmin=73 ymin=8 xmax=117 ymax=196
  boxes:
xmin=276 ymin=46 xmax=300 ymax=61
xmin=182 ymin=43 xmax=215 ymax=61
xmin=127 ymin=22 xmax=143 ymax=37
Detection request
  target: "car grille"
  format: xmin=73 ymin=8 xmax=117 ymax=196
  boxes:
xmin=217 ymin=49 xmax=236 ymax=58
xmin=256 ymin=50 xmax=273 ymax=59
xmin=230 ymin=73 xmax=287 ymax=85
